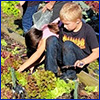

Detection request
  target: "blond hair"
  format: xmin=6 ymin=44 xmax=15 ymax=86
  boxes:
xmin=60 ymin=2 xmax=82 ymax=22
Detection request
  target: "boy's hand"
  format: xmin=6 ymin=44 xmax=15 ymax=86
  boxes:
xmin=74 ymin=60 xmax=85 ymax=68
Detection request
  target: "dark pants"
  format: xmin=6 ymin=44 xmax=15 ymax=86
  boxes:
xmin=45 ymin=36 xmax=88 ymax=75
xmin=22 ymin=4 xmax=39 ymax=33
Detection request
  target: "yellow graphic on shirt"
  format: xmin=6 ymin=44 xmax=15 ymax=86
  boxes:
xmin=63 ymin=35 xmax=85 ymax=49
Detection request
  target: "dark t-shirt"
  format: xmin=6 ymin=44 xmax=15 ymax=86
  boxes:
xmin=27 ymin=1 xmax=41 ymax=7
xmin=50 ymin=1 xmax=70 ymax=22
xmin=61 ymin=22 xmax=99 ymax=56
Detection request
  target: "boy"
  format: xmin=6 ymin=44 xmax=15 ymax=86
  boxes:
xmin=45 ymin=2 xmax=99 ymax=81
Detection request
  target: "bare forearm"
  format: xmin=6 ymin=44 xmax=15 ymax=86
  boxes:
xmin=19 ymin=49 xmax=45 ymax=71
xmin=74 ymin=47 xmax=99 ymax=68
xmin=42 ymin=1 xmax=56 ymax=12
xmin=30 ymin=56 xmax=45 ymax=66
xmin=18 ymin=39 xmax=46 ymax=72
xmin=39 ymin=56 xmax=45 ymax=64
xmin=49 ymin=1 xmax=56 ymax=6
xmin=82 ymin=50 xmax=99 ymax=65
xmin=20 ymin=54 xmax=39 ymax=70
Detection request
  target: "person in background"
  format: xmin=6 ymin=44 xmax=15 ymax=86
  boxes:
xmin=16 ymin=1 xmax=41 ymax=35
xmin=42 ymin=1 xmax=70 ymax=22
xmin=45 ymin=2 xmax=99 ymax=81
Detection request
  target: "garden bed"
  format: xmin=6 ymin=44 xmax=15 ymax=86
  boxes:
xmin=1 ymin=30 xmax=99 ymax=99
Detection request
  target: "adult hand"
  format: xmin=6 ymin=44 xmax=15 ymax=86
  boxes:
xmin=42 ymin=5 xmax=47 ymax=13
xmin=42 ymin=2 xmax=54 ymax=13
xmin=74 ymin=60 xmax=85 ymax=69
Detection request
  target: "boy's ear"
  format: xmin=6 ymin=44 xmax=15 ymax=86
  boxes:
xmin=76 ymin=19 xmax=81 ymax=24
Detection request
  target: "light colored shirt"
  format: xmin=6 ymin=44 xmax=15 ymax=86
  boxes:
xmin=42 ymin=25 xmax=59 ymax=39
xmin=42 ymin=17 xmax=60 ymax=39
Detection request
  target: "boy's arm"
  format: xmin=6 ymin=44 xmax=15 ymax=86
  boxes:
xmin=17 ymin=39 xmax=46 ymax=72
xmin=74 ymin=47 xmax=99 ymax=68
xmin=42 ymin=1 xmax=56 ymax=13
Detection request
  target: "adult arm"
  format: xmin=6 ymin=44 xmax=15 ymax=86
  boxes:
xmin=42 ymin=1 xmax=56 ymax=13
xmin=18 ymin=39 xmax=46 ymax=72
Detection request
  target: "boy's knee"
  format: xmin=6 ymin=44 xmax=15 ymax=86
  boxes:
xmin=63 ymin=41 xmax=74 ymax=49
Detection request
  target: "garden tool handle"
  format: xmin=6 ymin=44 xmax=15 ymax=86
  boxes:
xmin=11 ymin=67 xmax=17 ymax=88
xmin=62 ymin=65 xmax=75 ymax=69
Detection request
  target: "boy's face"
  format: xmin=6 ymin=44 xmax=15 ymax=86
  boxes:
xmin=61 ymin=20 xmax=78 ymax=31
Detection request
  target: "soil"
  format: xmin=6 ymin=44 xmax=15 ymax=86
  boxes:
xmin=1 ymin=32 xmax=27 ymax=58
xmin=1 ymin=31 xmax=28 ymax=73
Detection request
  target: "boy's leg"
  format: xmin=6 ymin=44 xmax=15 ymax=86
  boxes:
xmin=45 ymin=36 xmax=62 ymax=75
xmin=22 ymin=4 xmax=39 ymax=34
xmin=61 ymin=41 xmax=88 ymax=80
xmin=62 ymin=41 xmax=87 ymax=66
